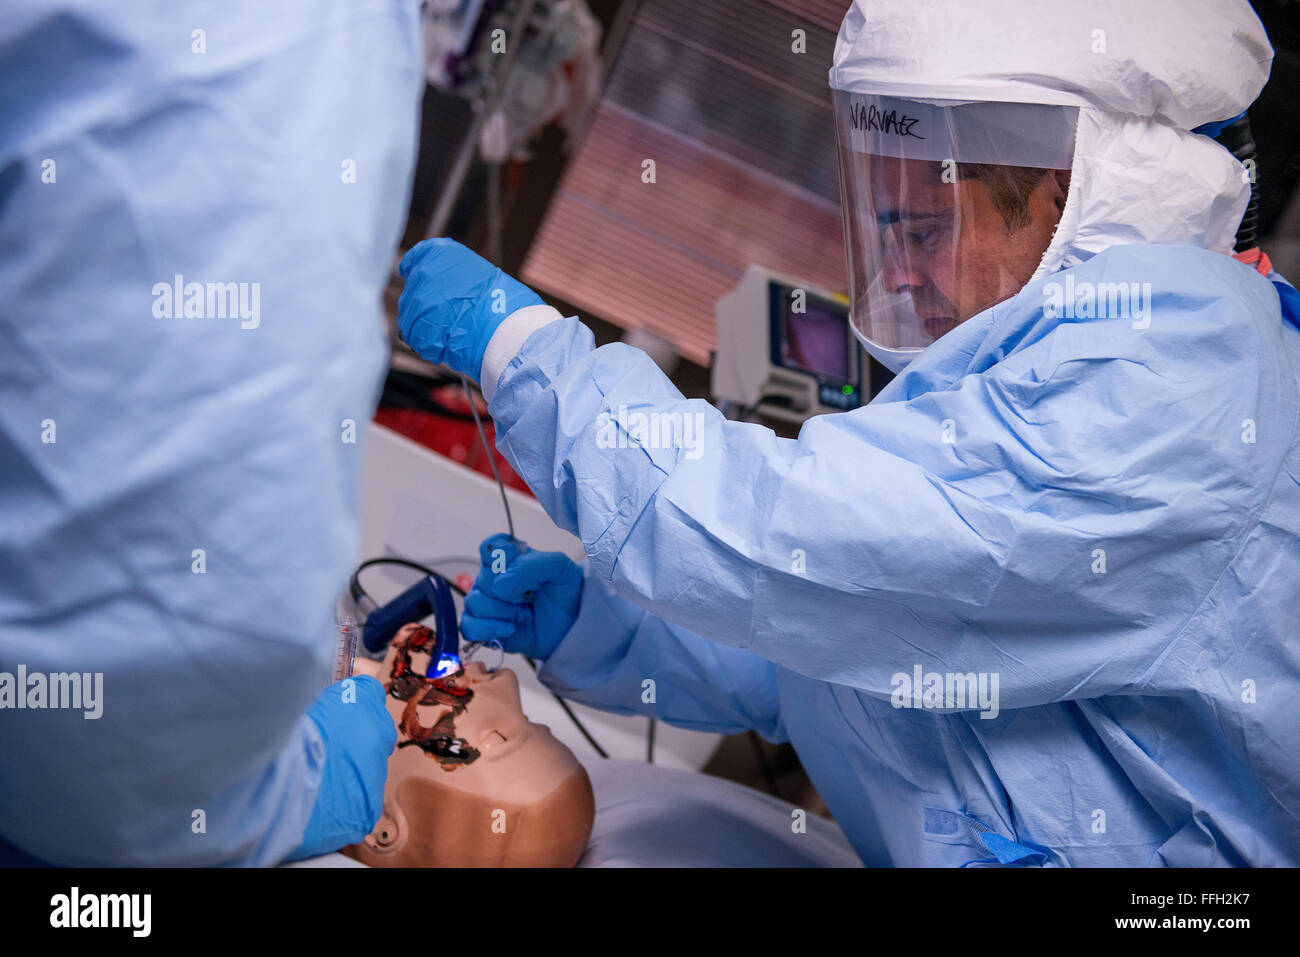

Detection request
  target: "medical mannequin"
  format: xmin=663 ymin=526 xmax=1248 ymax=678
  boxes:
xmin=345 ymin=624 xmax=594 ymax=867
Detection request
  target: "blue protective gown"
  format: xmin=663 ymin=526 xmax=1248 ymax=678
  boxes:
xmin=0 ymin=1 xmax=422 ymax=864
xmin=487 ymin=244 xmax=1300 ymax=866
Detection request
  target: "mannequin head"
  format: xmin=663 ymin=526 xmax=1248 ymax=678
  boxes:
xmin=345 ymin=623 xmax=594 ymax=867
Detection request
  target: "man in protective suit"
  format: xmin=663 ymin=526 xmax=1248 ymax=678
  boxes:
xmin=398 ymin=0 xmax=1300 ymax=865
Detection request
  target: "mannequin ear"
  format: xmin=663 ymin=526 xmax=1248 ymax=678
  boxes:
xmin=356 ymin=799 xmax=407 ymax=859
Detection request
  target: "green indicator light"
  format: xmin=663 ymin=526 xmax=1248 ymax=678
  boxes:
xmin=842 ymin=384 xmax=854 ymax=395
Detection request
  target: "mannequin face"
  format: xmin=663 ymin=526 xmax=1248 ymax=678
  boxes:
xmin=346 ymin=624 xmax=594 ymax=868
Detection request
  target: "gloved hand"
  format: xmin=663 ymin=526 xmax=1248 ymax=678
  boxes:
xmin=461 ymin=533 xmax=583 ymax=661
xmin=285 ymin=675 xmax=396 ymax=862
xmin=397 ymin=238 xmax=544 ymax=379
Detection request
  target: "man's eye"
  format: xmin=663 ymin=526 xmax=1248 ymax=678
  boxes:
xmin=905 ymin=229 xmax=937 ymax=247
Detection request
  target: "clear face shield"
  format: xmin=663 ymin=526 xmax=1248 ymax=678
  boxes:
xmin=832 ymin=92 xmax=1078 ymax=372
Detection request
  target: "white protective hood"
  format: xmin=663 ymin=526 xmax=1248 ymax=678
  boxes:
xmin=829 ymin=0 xmax=1274 ymax=289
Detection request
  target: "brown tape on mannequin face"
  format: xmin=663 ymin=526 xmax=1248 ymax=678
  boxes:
xmin=345 ymin=623 xmax=595 ymax=868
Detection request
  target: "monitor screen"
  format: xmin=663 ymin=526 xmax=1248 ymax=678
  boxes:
xmin=774 ymin=287 xmax=850 ymax=380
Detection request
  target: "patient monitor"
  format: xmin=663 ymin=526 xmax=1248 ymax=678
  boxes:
xmin=712 ymin=265 xmax=867 ymax=425
xmin=346 ymin=623 xmax=595 ymax=867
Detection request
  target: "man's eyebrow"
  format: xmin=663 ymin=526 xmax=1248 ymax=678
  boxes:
xmin=874 ymin=210 xmax=948 ymax=226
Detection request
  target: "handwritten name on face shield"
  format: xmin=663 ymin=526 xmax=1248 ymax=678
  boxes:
xmin=837 ymin=92 xmax=1077 ymax=168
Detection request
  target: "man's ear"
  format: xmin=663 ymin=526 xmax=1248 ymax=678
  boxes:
xmin=1049 ymin=168 xmax=1071 ymax=212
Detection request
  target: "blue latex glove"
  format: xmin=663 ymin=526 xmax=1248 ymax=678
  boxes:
xmin=461 ymin=533 xmax=583 ymax=661
xmin=397 ymin=238 xmax=544 ymax=379
xmin=285 ymin=675 xmax=397 ymax=862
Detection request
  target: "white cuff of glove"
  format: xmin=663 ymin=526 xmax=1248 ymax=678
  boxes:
xmin=480 ymin=304 xmax=566 ymax=400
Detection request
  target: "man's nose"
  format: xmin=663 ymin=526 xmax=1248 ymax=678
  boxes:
xmin=882 ymin=233 xmax=925 ymax=293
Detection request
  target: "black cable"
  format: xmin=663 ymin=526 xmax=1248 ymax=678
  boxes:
xmin=460 ymin=393 xmax=607 ymax=756
xmin=380 ymin=368 xmax=480 ymax=421
xmin=459 ymin=373 xmax=516 ymax=542
xmin=349 ymin=557 xmax=465 ymax=606
xmin=1214 ymin=113 xmax=1260 ymax=252
xmin=525 ymin=658 xmax=609 ymax=759
xmin=748 ymin=730 xmax=782 ymax=800
xmin=456 ymin=390 xmax=606 ymax=755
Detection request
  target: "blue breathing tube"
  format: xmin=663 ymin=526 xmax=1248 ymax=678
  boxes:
xmin=360 ymin=573 xmax=461 ymax=677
